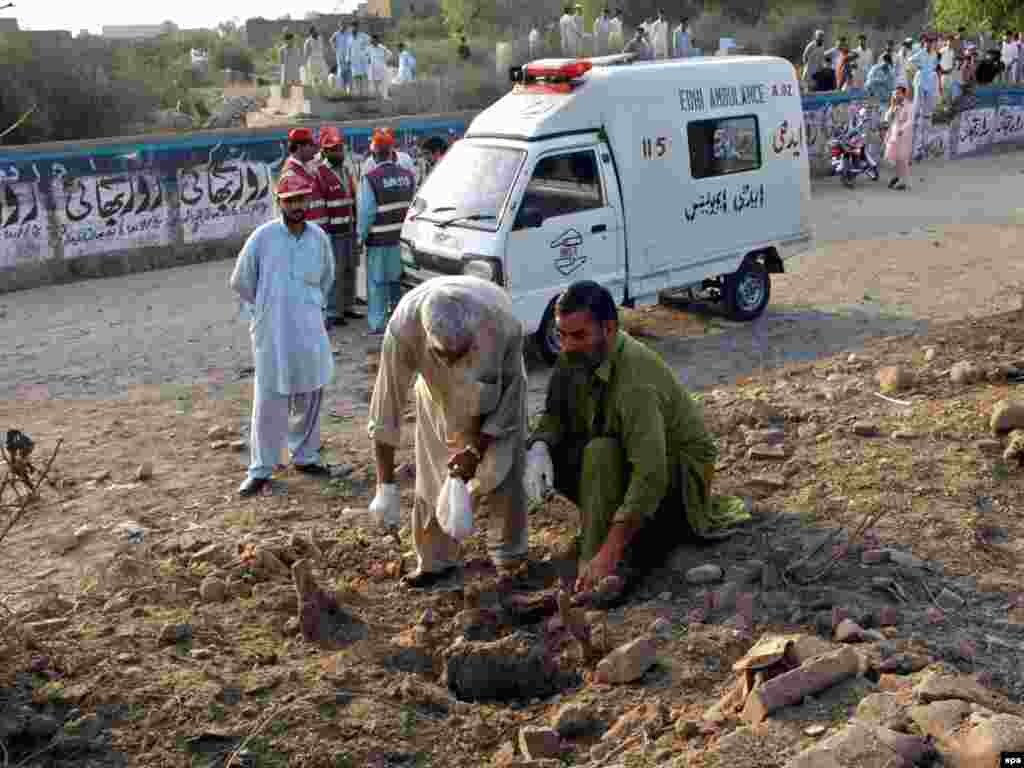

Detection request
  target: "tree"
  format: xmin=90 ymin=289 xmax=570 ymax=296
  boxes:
xmin=441 ymin=0 xmax=498 ymax=36
xmin=933 ymin=0 xmax=1024 ymax=32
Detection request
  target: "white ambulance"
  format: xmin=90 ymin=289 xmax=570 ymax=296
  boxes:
xmin=400 ymin=54 xmax=813 ymax=362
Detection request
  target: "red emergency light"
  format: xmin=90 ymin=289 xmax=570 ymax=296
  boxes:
xmin=522 ymin=60 xmax=593 ymax=80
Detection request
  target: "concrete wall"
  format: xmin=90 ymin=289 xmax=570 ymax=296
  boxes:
xmin=1 ymin=88 xmax=1023 ymax=296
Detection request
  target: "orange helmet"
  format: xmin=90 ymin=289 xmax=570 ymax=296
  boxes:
xmin=319 ymin=125 xmax=344 ymax=148
xmin=276 ymin=173 xmax=313 ymax=200
xmin=370 ymin=127 xmax=395 ymax=150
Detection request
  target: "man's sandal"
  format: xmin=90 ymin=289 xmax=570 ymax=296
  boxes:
xmin=401 ymin=566 xmax=459 ymax=589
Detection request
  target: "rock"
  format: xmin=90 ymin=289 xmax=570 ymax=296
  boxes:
xmin=952 ymin=713 xmax=1024 ymax=767
xmin=191 ymin=543 xmax=229 ymax=566
xmin=951 ymin=361 xmax=983 ymax=387
xmin=25 ymin=617 xmax=71 ymax=634
xmin=444 ymin=632 xmax=567 ymax=702
xmin=909 ymin=700 xmax=972 ymax=743
xmin=1005 ymin=430 xmax=1024 ymax=463
xmin=518 ymin=726 xmax=562 ymax=760
xmin=743 ymin=647 xmax=860 ymax=724
xmin=208 ymin=425 xmax=231 ymax=441
xmin=199 ymin=576 xmax=227 ymax=604
xmin=761 ymin=563 xmax=780 ymax=590
xmin=61 ymin=713 xmax=104 ymax=748
xmin=716 ymin=582 xmax=740 ymax=612
xmin=135 ymin=461 xmax=154 ymax=481
xmin=158 ymin=623 xmax=192 ymax=644
xmin=798 ymin=423 xmax=820 ymax=439
xmin=292 ymin=559 xmax=361 ymax=648
xmin=594 ymin=635 xmax=657 ymax=685
xmin=230 ymin=440 xmax=247 ymax=451
xmin=804 ymin=724 xmax=827 ymax=737
xmin=852 ymin=421 xmax=879 ymax=437
xmin=855 ymin=693 xmax=903 ymax=725
xmin=676 ymin=719 xmax=700 ymax=740
xmin=924 ymin=347 xmax=937 ymax=362
xmin=745 ymin=428 xmax=786 ymax=446
xmin=727 ymin=561 xmax=765 ymax=585
xmin=833 ymin=619 xmax=864 ymax=643
xmin=913 ymin=670 xmax=1021 ymax=714
xmin=492 ymin=741 xmax=516 ymax=766
xmin=891 ymin=430 xmax=918 ymax=440
xmin=861 ymin=549 xmax=889 ymax=565
xmin=787 ymin=722 xmax=903 ymax=768
xmin=748 ymin=444 xmax=789 ymax=460
xmin=877 ymin=366 xmax=915 ymax=394
xmin=649 ymin=617 xmax=673 ymax=639
xmin=975 ymin=438 xmax=1003 ymax=454
xmin=603 ymin=702 xmax=667 ymax=742
xmin=686 ymin=564 xmax=724 ymax=585
xmin=747 ymin=474 xmax=788 ymax=491
xmin=551 ymin=702 xmax=596 ymax=738
xmin=48 ymin=532 xmax=80 ymax=555
xmin=210 ymin=440 xmax=230 ymax=450
xmin=886 ymin=550 xmax=923 ymax=569
xmin=746 ymin=400 xmax=783 ymax=425
xmin=991 ymin=400 xmax=1024 ymax=433
xmin=872 ymin=728 xmax=933 ymax=765
xmin=936 ymin=588 xmax=965 ymax=612
xmin=879 ymin=653 xmax=929 ymax=675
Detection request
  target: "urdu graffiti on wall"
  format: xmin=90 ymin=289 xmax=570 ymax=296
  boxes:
xmin=51 ymin=172 xmax=171 ymax=259
xmin=178 ymin=160 xmax=273 ymax=244
xmin=0 ymin=182 xmax=50 ymax=270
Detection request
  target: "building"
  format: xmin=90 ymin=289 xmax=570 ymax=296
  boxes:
xmin=365 ymin=0 xmax=439 ymax=19
xmin=101 ymin=22 xmax=177 ymax=40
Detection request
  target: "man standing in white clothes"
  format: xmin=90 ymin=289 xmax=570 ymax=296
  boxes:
xmin=368 ymin=35 xmax=393 ymax=99
xmin=230 ymin=174 xmax=335 ymax=498
xmin=593 ymin=8 xmax=610 ymax=56
xmin=673 ymin=16 xmax=691 ymax=58
xmin=529 ymin=23 xmax=541 ymax=58
xmin=349 ymin=21 xmax=372 ymax=96
xmin=560 ymin=6 xmax=577 ymax=57
xmin=852 ymin=33 xmax=874 ymax=89
xmin=608 ymin=9 xmax=624 ymax=51
xmin=331 ymin=22 xmax=353 ymax=93
xmin=651 ymin=10 xmax=670 ymax=59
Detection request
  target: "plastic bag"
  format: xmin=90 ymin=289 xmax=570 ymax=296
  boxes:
xmin=436 ymin=475 xmax=474 ymax=541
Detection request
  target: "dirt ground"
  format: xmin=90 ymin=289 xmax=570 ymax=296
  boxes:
xmin=1 ymin=151 xmax=1024 ymax=768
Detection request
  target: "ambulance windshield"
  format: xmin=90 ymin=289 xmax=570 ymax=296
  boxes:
xmin=414 ymin=142 xmax=526 ymax=231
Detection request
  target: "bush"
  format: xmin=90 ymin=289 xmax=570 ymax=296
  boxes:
xmin=0 ymin=34 xmax=158 ymax=144
xmin=212 ymin=42 xmax=255 ymax=76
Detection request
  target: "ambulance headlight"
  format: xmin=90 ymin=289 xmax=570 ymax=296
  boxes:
xmin=462 ymin=256 xmax=503 ymax=285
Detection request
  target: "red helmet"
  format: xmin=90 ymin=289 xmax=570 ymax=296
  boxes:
xmin=276 ymin=173 xmax=313 ymax=200
xmin=288 ymin=127 xmax=314 ymax=144
xmin=319 ymin=125 xmax=344 ymax=148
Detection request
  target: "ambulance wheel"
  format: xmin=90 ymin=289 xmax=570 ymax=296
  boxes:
xmin=536 ymin=298 xmax=561 ymax=365
xmin=724 ymin=260 xmax=770 ymax=321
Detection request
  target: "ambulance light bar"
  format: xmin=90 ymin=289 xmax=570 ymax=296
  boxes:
xmin=510 ymin=59 xmax=593 ymax=84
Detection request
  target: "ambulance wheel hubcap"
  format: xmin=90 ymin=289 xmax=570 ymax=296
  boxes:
xmin=736 ymin=273 xmax=765 ymax=312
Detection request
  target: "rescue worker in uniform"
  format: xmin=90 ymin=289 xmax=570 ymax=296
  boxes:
xmin=357 ymin=128 xmax=416 ymax=335
xmin=362 ymin=126 xmax=417 ymax=175
xmin=311 ymin=125 xmax=361 ymax=326
xmin=230 ymin=174 xmax=335 ymax=497
xmin=277 ymin=127 xmax=322 ymax=223
xmin=525 ymin=281 xmax=750 ymax=606
xmin=367 ymin=276 xmax=529 ymax=588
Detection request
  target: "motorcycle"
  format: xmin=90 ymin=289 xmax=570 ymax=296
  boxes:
xmin=829 ymin=108 xmax=880 ymax=188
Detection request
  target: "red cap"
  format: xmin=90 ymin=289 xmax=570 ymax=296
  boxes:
xmin=319 ymin=125 xmax=344 ymax=148
xmin=288 ymin=127 xmax=314 ymax=143
xmin=276 ymin=173 xmax=313 ymax=200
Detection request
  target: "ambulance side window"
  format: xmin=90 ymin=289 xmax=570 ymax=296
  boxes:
xmin=687 ymin=115 xmax=761 ymax=179
xmin=518 ymin=150 xmax=604 ymax=225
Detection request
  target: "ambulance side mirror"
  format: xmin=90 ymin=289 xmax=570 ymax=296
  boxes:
xmin=515 ymin=206 xmax=544 ymax=230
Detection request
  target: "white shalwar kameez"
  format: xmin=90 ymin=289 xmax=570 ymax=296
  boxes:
xmin=369 ymin=44 xmax=392 ymax=98
xmin=368 ymin=277 xmax=529 ymax=576
xmin=230 ymin=220 xmax=335 ymax=480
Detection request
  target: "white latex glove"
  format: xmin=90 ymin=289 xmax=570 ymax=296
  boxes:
xmin=524 ymin=442 xmax=555 ymax=505
xmin=369 ymin=483 xmax=401 ymax=529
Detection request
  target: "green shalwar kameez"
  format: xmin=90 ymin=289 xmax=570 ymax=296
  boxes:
xmin=530 ymin=332 xmax=749 ymax=565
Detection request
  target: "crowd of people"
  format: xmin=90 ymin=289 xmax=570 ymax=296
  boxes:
xmin=278 ymin=22 xmax=418 ymax=100
xmin=530 ymin=5 xmax=695 ymax=60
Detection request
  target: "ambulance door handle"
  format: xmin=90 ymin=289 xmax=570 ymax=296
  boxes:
xmin=591 ymin=224 xmax=607 ymax=234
